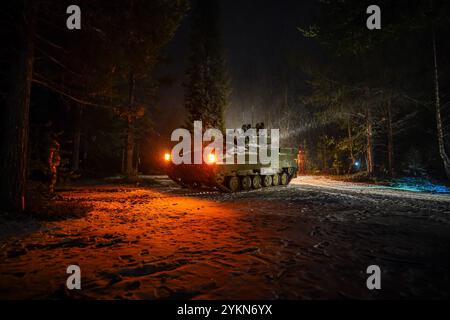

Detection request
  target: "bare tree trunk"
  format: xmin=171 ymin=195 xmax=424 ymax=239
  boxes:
xmin=0 ymin=1 xmax=34 ymax=212
xmin=121 ymin=149 xmax=125 ymax=174
xmin=126 ymin=71 xmax=135 ymax=177
xmin=322 ymin=139 xmax=328 ymax=173
xmin=347 ymin=115 xmax=355 ymax=173
xmin=365 ymin=103 xmax=374 ymax=175
xmin=432 ymin=30 xmax=450 ymax=179
xmin=73 ymin=129 xmax=81 ymax=171
xmin=386 ymin=95 xmax=395 ymax=177
xmin=82 ymin=132 xmax=88 ymax=162
xmin=135 ymin=142 xmax=140 ymax=174
xmin=72 ymin=106 xmax=82 ymax=171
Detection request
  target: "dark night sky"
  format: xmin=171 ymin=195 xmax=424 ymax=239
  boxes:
xmin=154 ymin=0 xmax=318 ymax=137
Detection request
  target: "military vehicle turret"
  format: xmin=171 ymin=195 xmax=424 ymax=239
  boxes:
xmin=163 ymin=123 xmax=298 ymax=192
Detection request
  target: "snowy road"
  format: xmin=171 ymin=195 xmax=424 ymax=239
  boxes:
xmin=292 ymin=176 xmax=450 ymax=203
xmin=0 ymin=176 xmax=449 ymax=299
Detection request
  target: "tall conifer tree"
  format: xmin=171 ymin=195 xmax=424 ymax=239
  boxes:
xmin=184 ymin=0 xmax=230 ymax=132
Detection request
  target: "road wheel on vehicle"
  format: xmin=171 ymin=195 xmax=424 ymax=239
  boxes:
xmin=178 ymin=179 xmax=189 ymax=188
xmin=280 ymin=172 xmax=289 ymax=185
xmin=215 ymin=175 xmax=225 ymax=186
xmin=241 ymin=176 xmax=252 ymax=191
xmin=272 ymin=174 xmax=280 ymax=186
xmin=252 ymin=175 xmax=262 ymax=189
xmin=227 ymin=176 xmax=240 ymax=192
xmin=262 ymin=175 xmax=272 ymax=187
xmin=190 ymin=182 xmax=200 ymax=189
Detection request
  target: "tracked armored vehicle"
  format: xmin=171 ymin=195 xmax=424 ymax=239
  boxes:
xmin=164 ymin=124 xmax=298 ymax=192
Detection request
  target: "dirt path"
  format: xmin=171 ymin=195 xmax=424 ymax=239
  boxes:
xmin=1 ymin=176 xmax=449 ymax=299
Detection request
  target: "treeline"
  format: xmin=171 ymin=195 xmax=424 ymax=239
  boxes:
xmin=0 ymin=0 xmax=187 ymax=212
xmin=184 ymin=0 xmax=230 ymax=132
xmin=282 ymin=0 xmax=450 ymax=179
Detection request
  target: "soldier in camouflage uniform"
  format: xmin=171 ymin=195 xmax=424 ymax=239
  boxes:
xmin=48 ymin=135 xmax=61 ymax=195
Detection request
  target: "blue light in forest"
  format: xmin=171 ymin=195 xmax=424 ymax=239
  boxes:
xmin=391 ymin=178 xmax=450 ymax=194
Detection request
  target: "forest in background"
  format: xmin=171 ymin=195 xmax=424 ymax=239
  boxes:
xmin=264 ymin=0 xmax=450 ymax=180
xmin=1 ymin=0 xmax=449 ymax=213
xmin=0 ymin=0 xmax=188 ymax=212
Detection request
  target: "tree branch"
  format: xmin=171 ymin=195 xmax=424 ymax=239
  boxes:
xmin=35 ymin=46 xmax=82 ymax=77
xmin=32 ymin=76 xmax=119 ymax=110
xmin=34 ymin=33 xmax=69 ymax=54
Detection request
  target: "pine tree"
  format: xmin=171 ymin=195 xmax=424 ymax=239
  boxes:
xmin=0 ymin=1 xmax=35 ymax=212
xmin=184 ymin=0 xmax=230 ymax=132
xmin=0 ymin=0 xmax=187 ymax=212
xmin=98 ymin=0 xmax=187 ymax=177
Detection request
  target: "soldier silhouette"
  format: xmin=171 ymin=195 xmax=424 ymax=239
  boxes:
xmin=48 ymin=134 xmax=61 ymax=195
xmin=297 ymin=145 xmax=305 ymax=175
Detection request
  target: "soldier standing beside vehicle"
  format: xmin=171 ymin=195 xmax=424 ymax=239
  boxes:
xmin=297 ymin=146 xmax=305 ymax=175
xmin=48 ymin=134 xmax=61 ymax=195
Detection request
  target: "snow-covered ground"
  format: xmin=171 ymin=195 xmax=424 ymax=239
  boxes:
xmin=0 ymin=176 xmax=449 ymax=299
xmin=292 ymin=176 xmax=450 ymax=202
